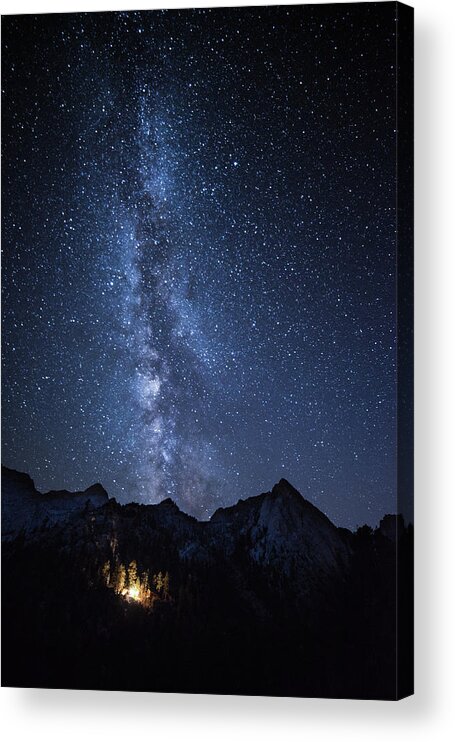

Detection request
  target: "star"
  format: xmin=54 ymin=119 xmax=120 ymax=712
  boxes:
xmin=2 ymin=3 xmax=399 ymax=528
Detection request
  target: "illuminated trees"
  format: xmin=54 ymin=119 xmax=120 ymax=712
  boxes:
xmin=100 ymin=557 xmax=170 ymax=607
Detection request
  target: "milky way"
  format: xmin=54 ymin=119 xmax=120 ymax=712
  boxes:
xmin=2 ymin=4 xmax=399 ymax=527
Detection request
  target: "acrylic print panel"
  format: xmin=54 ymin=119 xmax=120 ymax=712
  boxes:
xmin=1 ymin=2 xmax=414 ymax=699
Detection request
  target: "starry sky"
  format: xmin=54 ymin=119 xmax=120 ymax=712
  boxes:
xmin=2 ymin=3 xmax=399 ymax=528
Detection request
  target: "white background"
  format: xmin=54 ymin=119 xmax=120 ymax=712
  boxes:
xmin=1 ymin=0 xmax=454 ymax=739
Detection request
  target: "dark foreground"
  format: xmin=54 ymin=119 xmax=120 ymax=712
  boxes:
xmin=1 ymin=470 xmax=413 ymax=699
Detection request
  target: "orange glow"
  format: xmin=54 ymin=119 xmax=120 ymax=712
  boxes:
xmin=127 ymin=585 xmax=140 ymax=601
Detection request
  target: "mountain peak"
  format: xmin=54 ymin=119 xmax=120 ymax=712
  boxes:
xmin=1 ymin=465 xmax=36 ymax=491
xmin=277 ymin=477 xmax=294 ymax=488
xmin=271 ymin=478 xmax=301 ymax=498
xmin=84 ymin=482 xmax=109 ymax=498
xmin=157 ymin=497 xmax=180 ymax=511
xmin=1 ymin=467 xmax=109 ymax=541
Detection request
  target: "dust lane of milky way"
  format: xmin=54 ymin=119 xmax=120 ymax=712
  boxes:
xmin=2 ymin=5 xmax=398 ymax=528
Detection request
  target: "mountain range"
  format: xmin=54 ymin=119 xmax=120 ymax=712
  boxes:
xmin=1 ymin=465 xmax=413 ymax=699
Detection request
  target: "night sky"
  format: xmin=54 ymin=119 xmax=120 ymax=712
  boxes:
xmin=2 ymin=3 xmax=399 ymax=528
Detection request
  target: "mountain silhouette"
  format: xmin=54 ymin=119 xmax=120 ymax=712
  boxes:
xmin=1 ymin=466 xmax=109 ymax=541
xmin=1 ymin=466 xmax=413 ymax=699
